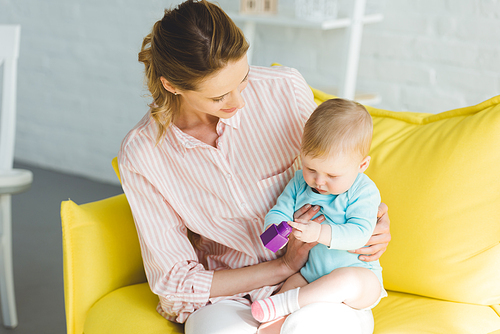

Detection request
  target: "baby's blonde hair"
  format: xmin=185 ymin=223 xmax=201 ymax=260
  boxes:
xmin=302 ymin=98 xmax=373 ymax=161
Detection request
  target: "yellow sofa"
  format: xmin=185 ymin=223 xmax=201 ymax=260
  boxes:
xmin=61 ymin=89 xmax=500 ymax=333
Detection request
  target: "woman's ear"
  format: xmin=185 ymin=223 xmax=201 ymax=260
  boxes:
xmin=160 ymin=76 xmax=177 ymax=95
xmin=359 ymin=156 xmax=371 ymax=173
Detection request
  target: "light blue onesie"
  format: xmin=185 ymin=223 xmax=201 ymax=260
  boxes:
xmin=264 ymin=170 xmax=384 ymax=288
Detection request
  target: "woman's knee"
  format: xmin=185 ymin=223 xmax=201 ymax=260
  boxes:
xmin=185 ymin=300 xmax=259 ymax=334
xmin=281 ymin=302 xmax=374 ymax=334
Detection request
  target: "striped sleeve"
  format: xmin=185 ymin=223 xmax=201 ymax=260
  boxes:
xmin=119 ymin=136 xmax=213 ymax=323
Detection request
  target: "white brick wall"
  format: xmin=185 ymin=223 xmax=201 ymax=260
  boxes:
xmin=2 ymin=0 xmax=500 ymax=183
xmin=221 ymin=0 xmax=500 ymax=113
xmin=358 ymin=0 xmax=500 ymax=113
xmin=1 ymin=0 xmax=177 ymax=184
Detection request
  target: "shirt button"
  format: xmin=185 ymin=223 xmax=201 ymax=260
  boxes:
xmin=241 ymin=202 xmax=247 ymax=208
xmin=226 ymin=173 xmax=232 ymax=179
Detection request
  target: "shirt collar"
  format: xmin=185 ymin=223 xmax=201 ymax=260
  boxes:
xmin=166 ymin=110 xmax=241 ymax=155
xmin=220 ymin=109 xmax=241 ymax=129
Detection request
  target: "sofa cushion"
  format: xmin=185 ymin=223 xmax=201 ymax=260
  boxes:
xmin=314 ymin=91 xmax=500 ymax=306
xmin=84 ymin=283 xmax=183 ymax=334
xmin=372 ymin=291 xmax=500 ymax=333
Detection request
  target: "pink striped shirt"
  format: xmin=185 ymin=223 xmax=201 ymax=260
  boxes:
xmin=118 ymin=65 xmax=317 ymax=323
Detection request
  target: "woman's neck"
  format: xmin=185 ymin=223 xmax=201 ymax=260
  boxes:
xmin=174 ymin=113 xmax=220 ymax=147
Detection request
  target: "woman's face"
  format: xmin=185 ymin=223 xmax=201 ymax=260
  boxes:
xmin=178 ymin=55 xmax=250 ymax=122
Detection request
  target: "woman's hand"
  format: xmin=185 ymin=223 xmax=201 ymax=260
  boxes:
xmin=293 ymin=204 xmax=325 ymax=222
xmin=349 ymin=202 xmax=391 ymax=262
xmin=279 ymin=205 xmax=325 ymax=275
xmin=279 ymin=233 xmax=316 ymax=275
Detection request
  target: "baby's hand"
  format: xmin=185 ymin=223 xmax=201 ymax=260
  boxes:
xmin=288 ymin=219 xmax=322 ymax=243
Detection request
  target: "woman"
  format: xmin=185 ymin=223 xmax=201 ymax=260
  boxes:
xmin=118 ymin=1 xmax=391 ymax=333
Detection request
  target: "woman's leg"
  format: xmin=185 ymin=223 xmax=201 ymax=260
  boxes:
xmin=185 ymin=300 xmax=259 ymax=334
xmin=281 ymin=302 xmax=374 ymax=334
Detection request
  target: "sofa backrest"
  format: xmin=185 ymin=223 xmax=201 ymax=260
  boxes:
xmin=314 ymin=89 xmax=500 ymax=306
xmin=61 ymin=195 xmax=147 ymax=334
xmin=109 ymin=86 xmax=500 ymax=307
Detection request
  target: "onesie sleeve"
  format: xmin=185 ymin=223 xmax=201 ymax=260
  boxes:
xmin=264 ymin=173 xmax=300 ymax=231
xmin=329 ymin=176 xmax=381 ymax=250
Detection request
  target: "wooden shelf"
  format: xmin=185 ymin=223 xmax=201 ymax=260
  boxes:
xmin=229 ymin=0 xmax=383 ymax=104
xmin=316 ymin=86 xmax=382 ymax=106
xmin=228 ymin=12 xmax=383 ymax=30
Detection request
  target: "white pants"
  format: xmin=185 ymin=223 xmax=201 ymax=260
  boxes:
xmin=185 ymin=300 xmax=374 ymax=334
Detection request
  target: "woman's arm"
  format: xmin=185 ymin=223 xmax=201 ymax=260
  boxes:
xmin=119 ymin=156 xmax=214 ymax=323
xmin=210 ymin=234 xmax=313 ymax=297
xmin=210 ymin=205 xmax=324 ymax=298
xmin=348 ymin=202 xmax=391 ymax=262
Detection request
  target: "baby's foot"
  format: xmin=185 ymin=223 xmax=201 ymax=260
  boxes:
xmin=251 ymin=288 xmax=300 ymax=322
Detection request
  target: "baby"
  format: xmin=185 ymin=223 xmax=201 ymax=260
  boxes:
xmin=252 ymin=98 xmax=386 ymax=323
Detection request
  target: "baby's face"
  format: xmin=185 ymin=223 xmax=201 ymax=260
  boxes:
xmin=301 ymin=152 xmax=368 ymax=195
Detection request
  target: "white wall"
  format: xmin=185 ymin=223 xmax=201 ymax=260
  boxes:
xmin=223 ymin=0 xmax=500 ymax=113
xmin=2 ymin=0 xmax=500 ymax=184
xmin=359 ymin=0 xmax=500 ymax=113
xmin=1 ymin=0 xmax=178 ymax=184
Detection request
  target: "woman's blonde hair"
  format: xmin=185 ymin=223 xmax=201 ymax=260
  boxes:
xmin=138 ymin=0 xmax=249 ymax=143
xmin=302 ymin=98 xmax=373 ymax=161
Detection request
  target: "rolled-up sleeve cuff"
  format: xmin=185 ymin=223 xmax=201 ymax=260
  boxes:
xmin=158 ymin=270 xmax=214 ymax=323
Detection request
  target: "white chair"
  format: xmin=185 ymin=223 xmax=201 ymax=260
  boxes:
xmin=0 ymin=24 xmax=33 ymax=329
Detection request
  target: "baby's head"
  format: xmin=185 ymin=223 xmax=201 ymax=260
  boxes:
xmin=301 ymin=98 xmax=373 ymax=195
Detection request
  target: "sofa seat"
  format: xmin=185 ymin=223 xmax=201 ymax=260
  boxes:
xmin=84 ymin=282 xmax=184 ymax=334
xmin=372 ymin=291 xmax=500 ymax=333
xmin=82 ymin=280 xmax=500 ymax=334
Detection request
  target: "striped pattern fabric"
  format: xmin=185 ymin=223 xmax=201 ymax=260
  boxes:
xmin=118 ymin=65 xmax=317 ymax=323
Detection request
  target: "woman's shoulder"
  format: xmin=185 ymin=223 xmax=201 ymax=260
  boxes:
xmin=120 ymin=111 xmax=158 ymax=155
xmin=249 ymin=65 xmax=305 ymax=84
xmin=247 ymin=65 xmax=314 ymax=112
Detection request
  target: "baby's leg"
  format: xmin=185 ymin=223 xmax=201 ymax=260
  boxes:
xmin=252 ymin=267 xmax=380 ymax=323
xmin=280 ymin=272 xmax=308 ymax=293
xmin=252 ymin=273 xmax=308 ymax=323
xmin=299 ymin=267 xmax=381 ymax=310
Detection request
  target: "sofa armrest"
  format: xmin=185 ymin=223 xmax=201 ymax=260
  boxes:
xmin=61 ymin=194 xmax=146 ymax=334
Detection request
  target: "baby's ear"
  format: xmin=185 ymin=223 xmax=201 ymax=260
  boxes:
xmin=359 ymin=156 xmax=371 ymax=173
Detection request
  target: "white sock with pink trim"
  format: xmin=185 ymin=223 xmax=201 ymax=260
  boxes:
xmin=251 ymin=288 xmax=301 ymax=322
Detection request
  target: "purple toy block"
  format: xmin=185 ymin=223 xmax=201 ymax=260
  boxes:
xmin=260 ymin=221 xmax=292 ymax=252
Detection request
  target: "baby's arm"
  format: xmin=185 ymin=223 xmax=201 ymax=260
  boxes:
xmin=330 ymin=180 xmax=382 ymax=250
xmin=264 ymin=174 xmax=299 ymax=231
xmin=288 ymin=219 xmax=332 ymax=246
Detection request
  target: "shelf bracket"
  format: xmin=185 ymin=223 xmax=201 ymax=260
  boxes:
xmin=338 ymin=0 xmax=366 ymax=100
